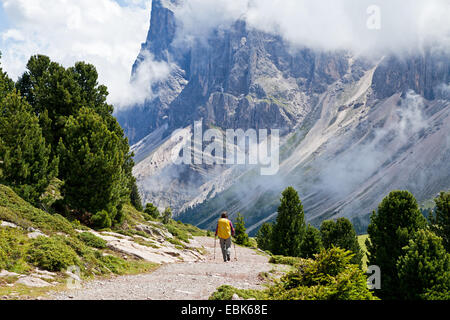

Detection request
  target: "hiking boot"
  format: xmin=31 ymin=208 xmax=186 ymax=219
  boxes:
xmin=227 ymin=255 xmax=231 ymax=262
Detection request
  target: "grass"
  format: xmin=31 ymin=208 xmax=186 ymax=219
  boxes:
xmin=209 ymin=285 xmax=269 ymax=300
xmin=0 ymin=185 xmax=75 ymax=236
xmin=269 ymin=255 xmax=303 ymax=267
xmin=0 ymin=184 xmax=209 ymax=299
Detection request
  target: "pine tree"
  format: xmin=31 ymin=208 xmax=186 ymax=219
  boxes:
xmin=366 ymin=190 xmax=427 ymax=299
xmin=429 ymin=191 xmax=450 ymax=252
xmin=397 ymin=229 xmax=450 ymax=300
xmin=271 ymin=187 xmax=306 ymax=257
xmin=15 ymin=55 xmax=135 ymax=218
xmin=234 ymin=213 xmax=250 ymax=246
xmin=0 ymin=91 xmax=58 ymax=204
xmin=0 ymin=53 xmax=14 ymax=99
xmin=300 ymin=224 xmax=323 ymax=259
xmin=57 ymin=107 xmax=129 ymax=225
xmin=257 ymin=223 xmax=273 ymax=251
xmin=320 ymin=218 xmax=363 ymax=266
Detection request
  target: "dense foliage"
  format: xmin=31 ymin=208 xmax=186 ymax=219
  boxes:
xmin=271 ymin=187 xmax=306 ymax=257
xmin=144 ymin=203 xmax=160 ymax=220
xmin=211 ymin=248 xmax=377 ymax=300
xmin=429 ymin=191 xmax=450 ymax=252
xmin=256 ymin=222 xmax=273 ymax=252
xmin=234 ymin=213 xmax=250 ymax=246
xmin=300 ymin=224 xmax=323 ymax=259
xmin=320 ymin=218 xmax=363 ymax=266
xmin=0 ymin=54 xmax=138 ymax=228
xmin=0 ymin=92 xmax=58 ymax=204
xmin=397 ymin=229 xmax=450 ymax=300
xmin=366 ymin=190 xmax=427 ymax=299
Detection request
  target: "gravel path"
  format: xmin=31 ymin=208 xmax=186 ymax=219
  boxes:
xmin=49 ymin=237 xmax=274 ymax=300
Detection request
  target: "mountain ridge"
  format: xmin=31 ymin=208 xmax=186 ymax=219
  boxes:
xmin=117 ymin=0 xmax=450 ymax=233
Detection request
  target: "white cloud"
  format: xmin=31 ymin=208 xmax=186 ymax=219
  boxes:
xmin=1 ymin=0 xmax=448 ymax=111
xmin=0 ymin=0 xmax=162 ymax=109
xmin=174 ymin=0 xmax=450 ymax=56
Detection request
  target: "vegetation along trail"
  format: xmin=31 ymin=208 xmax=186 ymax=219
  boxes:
xmin=49 ymin=237 xmax=278 ymax=300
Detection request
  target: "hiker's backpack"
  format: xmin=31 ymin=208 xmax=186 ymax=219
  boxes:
xmin=217 ymin=218 xmax=231 ymax=239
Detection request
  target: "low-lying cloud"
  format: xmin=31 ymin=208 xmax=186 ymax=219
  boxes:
xmin=174 ymin=0 xmax=450 ymax=56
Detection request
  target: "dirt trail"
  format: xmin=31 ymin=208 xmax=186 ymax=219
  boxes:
xmin=49 ymin=237 xmax=276 ymax=300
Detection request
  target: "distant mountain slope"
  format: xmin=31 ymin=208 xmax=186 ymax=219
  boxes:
xmin=117 ymin=0 xmax=450 ymax=233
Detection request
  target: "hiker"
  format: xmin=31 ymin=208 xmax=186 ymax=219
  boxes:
xmin=215 ymin=212 xmax=235 ymax=262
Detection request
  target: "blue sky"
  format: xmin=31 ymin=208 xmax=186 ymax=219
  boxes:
xmin=0 ymin=6 xmax=10 ymax=33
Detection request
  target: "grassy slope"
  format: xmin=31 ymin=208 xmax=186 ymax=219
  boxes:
xmin=0 ymin=185 xmax=171 ymax=299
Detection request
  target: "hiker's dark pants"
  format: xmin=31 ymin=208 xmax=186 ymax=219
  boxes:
xmin=219 ymin=237 xmax=232 ymax=261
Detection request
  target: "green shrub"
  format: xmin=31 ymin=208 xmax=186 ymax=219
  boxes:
xmin=209 ymin=285 xmax=269 ymax=300
xmin=78 ymin=232 xmax=107 ymax=249
xmin=268 ymin=248 xmax=377 ymax=300
xmin=269 ymin=255 xmax=303 ymax=267
xmin=144 ymin=203 xmax=160 ymax=219
xmin=99 ymin=255 xmax=128 ymax=274
xmin=166 ymin=223 xmax=191 ymax=243
xmin=0 ymin=227 xmax=30 ymax=272
xmin=91 ymin=210 xmax=112 ymax=229
xmin=26 ymin=236 xmax=80 ymax=271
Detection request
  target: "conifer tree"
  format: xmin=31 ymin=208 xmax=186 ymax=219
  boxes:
xmin=0 ymin=91 xmax=58 ymax=204
xmin=57 ymin=107 xmax=128 ymax=225
xmin=234 ymin=213 xmax=250 ymax=246
xmin=257 ymin=223 xmax=273 ymax=251
xmin=300 ymin=224 xmax=323 ymax=259
xmin=366 ymin=190 xmax=427 ymax=299
xmin=320 ymin=218 xmax=363 ymax=266
xmin=397 ymin=229 xmax=450 ymax=300
xmin=271 ymin=187 xmax=306 ymax=257
xmin=429 ymin=191 xmax=450 ymax=252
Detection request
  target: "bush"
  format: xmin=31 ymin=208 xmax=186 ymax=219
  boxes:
xmin=0 ymin=227 xmax=30 ymax=273
xmin=269 ymin=255 xmax=303 ymax=267
xmin=27 ymin=236 xmax=80 ymax=271
xmin=99 ymin=255 xmax=129 ymax=275
xmin=78 ymin=232 xmax=107 ymax=249
xmin=268 ymin=248 xmax=377 ymax=300
xmin=209 ymin=285 xmax=268 ymax=300
xmin=91 ymin=210 xmax=112 ymax=229
xmin=144 ymin=203 xmax=160 ymax=220
xmin=166 ymin=224 xmax=190 ymax=243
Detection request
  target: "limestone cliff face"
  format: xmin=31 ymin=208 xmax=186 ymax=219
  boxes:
xmin=119 ymin=0 xmax=450 ymax=233
xmin=117 ymin=0 xmax=356 ymax=145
